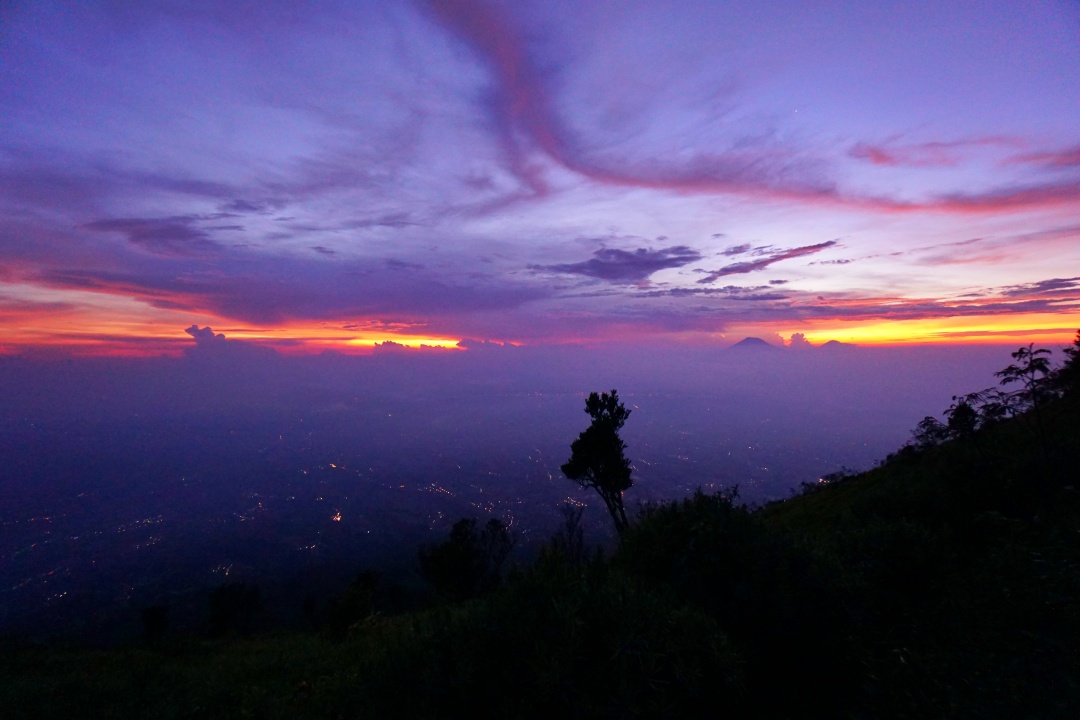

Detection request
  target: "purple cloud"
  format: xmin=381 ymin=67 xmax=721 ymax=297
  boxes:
xmin=850 ymin=136 xmax=1017 ymax=167
xmin=34 ymin=248 xmax=550 ymax=328
xmin=697 ymin=241 xmax=837 ymax=283
xmin=1006 ymin=144 xmax=1080 ymax=169
xmin=84 ymin=217 xmax=224 ymax=257
xmin=2 ymin=2 xmax=1079 ymax=352
xmin=184 ymin=325 xmax=226 ymax=346
xmin=999 ymin=277 xmax=1080 ymax=297
xmin=721 ymin=244 xmax=752 ymax=256
xmin=539 ymin=246 xmax=703 ymax=282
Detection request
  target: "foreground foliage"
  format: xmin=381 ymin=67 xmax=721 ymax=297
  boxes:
xmin=5 ymin=344 xmax=1079 ymax=718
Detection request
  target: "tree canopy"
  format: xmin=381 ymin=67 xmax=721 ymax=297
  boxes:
xmin=561 ymin=389 xmax=633 ymax=534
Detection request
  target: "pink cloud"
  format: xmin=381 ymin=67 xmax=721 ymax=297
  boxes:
xmin=425 ymin=2 xmax=1080 ymax=215
xmin=1005 ymin=144 xmax=1080 ymax=169
xmin=850 ymin=136 xmax=1018 ymax=168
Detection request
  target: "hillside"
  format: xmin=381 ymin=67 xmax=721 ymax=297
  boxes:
xmin=3 ymin=357 xmax=1079 ymax=718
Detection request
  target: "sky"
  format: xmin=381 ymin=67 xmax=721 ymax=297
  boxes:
xmin=2 ymin=0 xmax=1080 ymax=355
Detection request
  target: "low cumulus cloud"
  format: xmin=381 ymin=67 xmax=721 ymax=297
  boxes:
xmin=788 ymin=332 xmax=813 ymax=349
xmin=184 ymin=325 xmax=227 ymax=346
xmin=457 ymin=338 xmax=520 ymax=351
xmin=182 ymin=324 xmax=278 ymax=361
xmin=539 ymin=246 xmax=702 ymax=282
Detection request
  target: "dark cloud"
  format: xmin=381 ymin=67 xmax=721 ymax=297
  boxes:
xmin=183 ymin=324 xmax=279 ymax=361
xmin=999 ymin=276 xmax=1080 ymax=297
xmin=311 ymin=246 xmax=336 ymax=256
xmin=184 ymin=325 xmax=226 ymax=346
xmin=385 ymin=258 xmax=425 ymax=271
xmin=457 ymin=338 xmax=519 ymax=350
xmin=638 ymin=284 xmax=789 ymax=300
xmin=344 ymin=212 xmax=415 ymax=230
xmin=539 ymin=246 xmax=702 ymax=282
xmin=721 ymin=244 xmax=752 ymax=256
xmin=84 ymin=217 xmax=223 ymax=257
xmin=727 ymin=292 xmax=790 ymax=301
xmin=220 ymin=199 xmax=286 ymax=213
xmin=36 ymin=249 xmax=550 ymax=327
xmin=697 ymin=241 xmax=837 ymax=283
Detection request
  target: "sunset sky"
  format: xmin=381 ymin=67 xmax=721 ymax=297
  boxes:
xmin=3 ymin=0 xmax=1079 ymax=355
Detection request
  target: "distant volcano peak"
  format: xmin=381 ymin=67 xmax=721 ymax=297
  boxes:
xmin=728 ymin=336 xmax=781 ymax=351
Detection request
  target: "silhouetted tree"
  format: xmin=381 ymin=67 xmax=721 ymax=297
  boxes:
xmin=1053 ymin=330 xmax=1080 ymax=400
xmin=945 ymin=396 xmax=980 ymax=439
xmin=911 ymin=415 xmax=948 ymax=451
xmin=996 ymin=343 xmax=1052 ymax=406
xmin=418 ymin=517 xmax=514 ymax=600
xmin=974 ymin=387 xmax=1014 ymax=427
xmin=996 ymin=343 xmax=1053 ymax=455
xmin=561 ymin=389 xmax=633 ymax=534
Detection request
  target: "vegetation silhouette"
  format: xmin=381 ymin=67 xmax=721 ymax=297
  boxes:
xmin=140 ymin=605 xmax=168 ymax=644
xmin=418 ymin=517 xmax=514 ymax=601
xmin=561 ymin=389 xmax=633 ymax=534
xmin=206 ymin=581 xmax=262 ymax=637
xmin=324 ymin=571 xmax=378 ymax=639
xmin=903 ymin=338 xmax=1077 ymax=468
xmin=1053 ymin=330 xmax=1080 ymax=399
xmin=547 ymin=502 xmax=588 ymax=565
xmin=996 ymin=342 xmax=1053 ymax=456
xmin=4 ymin=335 xmax=1080 ymax=718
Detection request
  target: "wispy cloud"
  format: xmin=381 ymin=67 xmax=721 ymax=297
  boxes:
xmin=422 ymin=0 xmax=839 ymax=203
xmin=999 ymin=276 xmax=1080 ymax=298
xmin=33 ymin=250 xmax=549 ymax=327
xmin=1005 ymin=144 xmax=1080 ymax=169
xmin=696 ymin=241 xmax=837 ymax=283
xmin=850 ymin=136 xmax=1018 ymax=167
xmin=423 ymin=2 xmax=1080 ymax=215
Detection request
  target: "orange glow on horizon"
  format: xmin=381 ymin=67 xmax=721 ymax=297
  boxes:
xmin=0 ymin=326 xmax=466 ymax=357
xmin=3 ymin=283 xmax=1077 ymax=357
xmin=783 ymin=312 xmax=1080 ymax=347
xmin=6 ymin=316 xmax=1077 ymax=357
xmin=0 ymin=305 xmax=465 ymax=356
